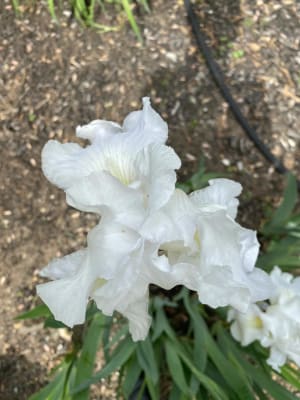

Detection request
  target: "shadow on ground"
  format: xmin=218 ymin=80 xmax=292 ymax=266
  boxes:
xmin=0 ymin=351 xmax=47 ymax=400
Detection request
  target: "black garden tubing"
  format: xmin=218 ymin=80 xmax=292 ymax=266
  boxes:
xmin=184 ymin=0 xmax=300 ymax=190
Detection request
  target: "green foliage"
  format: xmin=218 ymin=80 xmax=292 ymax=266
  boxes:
xmin=258 ymin=173 xmax=300 ymax=272
xmin=231 ymin=49 xmax=245 ymax=59
xmin=28 ymin=292 xmax=300 ymax=399
xmin=29 ymin=359 xmax=75 ymax=400
xmin=16 ymin=303 xmax=51 ymax=320
xmin=176 ymin=158 xmax=225 ymax=193
xmin=121 ymin=0 xmax=143 ymax=42
xmin=11 ymin=0 xmax=149 ymax=40
xmin=136 ymin=337 xmax=159 ymax=384
xmin=262 ymin=173 xmax=298 ymax=235
xmin=47 ymin=0 xmax=57 ymax=21
xmin=11 ymin=0 xmax=20 ymax=14
xmin=74 ymin=289 xmax=300 ymax=400
xmin=72 ymin=312 xmax=105 ymax=400
xmin=27 ymin=306 xmax=115 ymax=400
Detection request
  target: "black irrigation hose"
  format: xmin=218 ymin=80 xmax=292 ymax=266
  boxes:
xmin=184 ymin=0 xmax=300 ymax=190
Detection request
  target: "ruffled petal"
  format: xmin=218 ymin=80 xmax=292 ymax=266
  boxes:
xmin=135 ymin=144 xmax=181 ymax=212
xmin=40 ymin=249 xmax=86 ymax=280
xmin=42 ymin=140 xmax=83 ymax=189
xmin=76 ymin=120 xmax=122 ymax=143
xmin=37 ymin=254 xmax=95 ymax=327
xmin=245 ymin=267 xmax=275 ymax=303
xmin=149 ymin=256 xmax=200 ymax=292
xmin=140 ymin=192 xmax=196 ymax=249
xmin=190 ymin=179 xmax=242 ymax=219
xmin=123 ymin=97 xmax=168 ymax=147
xmin=42 ymin=139 xmax=132 ymax=189
xmin=87 ymin=219 xmax=142 ymax=279
xmin=66 ymin=171 xmax=144 ymax=227
xmin=228 ymin=304 xmax=265 ymax=346
xmin=146 ymin=144 xmax=181 ymax=210
xmin=91 ymin=240 xmax=153 ymax=341
xmin=122 ymin=290 xmax=152 ymax=341
xmin=198 ymin=266 xmax=251 ymax=311
xmin=267 ymin=347 xmax=287 ymax=371
xmin=238 ymin=228 xmax=260 ymax=272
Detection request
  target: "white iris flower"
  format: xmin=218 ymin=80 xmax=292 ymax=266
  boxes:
xmin=42 ymin=97 xmax=180 ymax=228
xmin=141 ymin=179 xmax=272 ymax=312
xmin=228 ymin=266 xmax=300 ymax=370
xmin=228 ymin=304 xmax=265 ymax=346
xmin=38 ymin=98 xmax=272 ymax=342
xmin=38 ymin=99 xmax=181 ymax=340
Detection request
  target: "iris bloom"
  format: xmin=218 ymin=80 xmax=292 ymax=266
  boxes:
xmin=141 ymin=179 xmax=273 ymax=312
xmin=38 ymin=99 xmax=181 ymax=340
xmin=228 ymin=304 xmax=265 ymax=346
xmin=38 ymin=98 xmax=272 ymax=341
xmin=228 ymin=266 xmax=300 ymax=370
xmin=42 ymin=97 xmax=180 ymax=228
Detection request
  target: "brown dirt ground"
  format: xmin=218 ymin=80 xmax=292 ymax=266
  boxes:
xmin=1 ymin=0 xmax=300 ymax=398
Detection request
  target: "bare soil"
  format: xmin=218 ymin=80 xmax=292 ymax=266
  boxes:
xmin=1 ymin=0 xmax=300 ymax=398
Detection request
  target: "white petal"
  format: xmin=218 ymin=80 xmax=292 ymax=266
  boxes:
xmin=135 ymin=144 xmax=181 ymax=211
xmin=238 ymin=228 xmax=259 ymax=272
xmin=197 ymin=214 xmax=271 ymax=305
xmin=267 ymin=347 xmax=287 ymax=371
xmin=123 ymin=97 xmax=168 ymax=147
xmin=62 ymin=144 xmax=180 ymax=221
xmin=43 ymin=135 xmax=139 ymax=192
xmin=198 ymin=266 xmax=251 ymax=311
xmin=92 ymin=260 xmax=152 ymax=341
xmin=271 ymin=266 xmax=293 ymax=285
xmin=87 ymin=220 xmax=142 ymax=279
xmin=228 ymin=304 xmax=265 ymax=346
xmin=140 ymin=191 xmax=196 ymax=249
xmin=246 ymin=267 xmax=275 ymax=303
xmin=42 ymin=140 xmax=83 ymax=189
xmin=190 ymin=179 xmax=242 ymax=219
xmin=76 ymin=120 xmax=122 ymax=143
xmin=166 ymin=188 xmax=195 ymax=217
xmin=37 ymin=254 xmax=95 ymax=327
xmin=92 ymin=239 xmax=144 ymax=313
xmin=89 ymin=231 xmax=154 ymax=341
xmin=279 ymin=297 xmax=300 ymax=324
xmin=197 ymin=212 xmax=243 ymax=272
xmin=150 ymin=256 xmax=200 ymax=292
xmin=66 ymin=171 xmax=144 ymax=227
xmin=120 ymin=285 xmax=151 ymax=342
xmin=40 ymin=249 xmax=86 ymax=280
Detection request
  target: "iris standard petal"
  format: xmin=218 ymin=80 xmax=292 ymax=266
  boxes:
xmin=76 ymin=120 xmax=122 ymax=143
xmin=135 ymin=143 xmax=181 ymax=212
xmin=123 ymin=97 xmax=168 ymax=147
xmin=190 ymin=178 xmax=242 ymax=219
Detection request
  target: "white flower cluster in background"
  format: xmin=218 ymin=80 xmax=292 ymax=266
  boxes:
xmin=37 ymin=98 xmax=272 ymax=341
xmin=228 ymin=266 xmax=300 ymax=371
